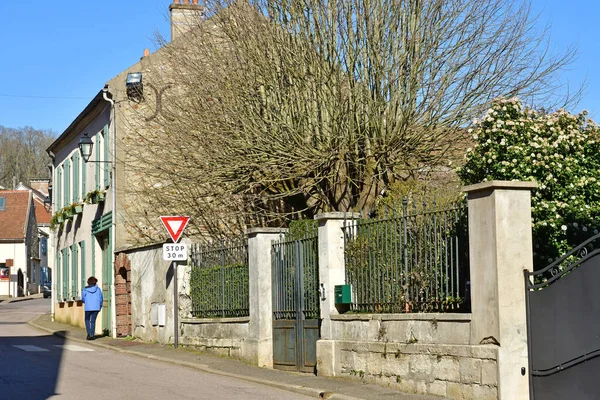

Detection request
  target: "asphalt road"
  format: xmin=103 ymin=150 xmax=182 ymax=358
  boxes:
xmin=0 ymin=298 xmax=312 ymax=400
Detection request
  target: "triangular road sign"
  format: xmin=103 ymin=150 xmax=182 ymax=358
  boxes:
xmin=160 ymin=216 xmax=190 ymax=243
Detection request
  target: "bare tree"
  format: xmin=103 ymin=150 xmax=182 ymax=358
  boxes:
xmin=123 ymin=0 xmax=576 ymax=239
xmin=0 ymin=126 xmax=54 ymax=188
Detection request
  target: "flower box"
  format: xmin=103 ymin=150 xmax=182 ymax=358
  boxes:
xmin=74 ymin=205 xmax=83 ymax=214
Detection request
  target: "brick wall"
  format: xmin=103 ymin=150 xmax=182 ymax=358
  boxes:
xmin=115 ymin=252 xmax=132 ymax=337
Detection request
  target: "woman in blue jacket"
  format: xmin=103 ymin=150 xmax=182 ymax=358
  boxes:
xmin=82 ymin=276 xmax=103 ymax=340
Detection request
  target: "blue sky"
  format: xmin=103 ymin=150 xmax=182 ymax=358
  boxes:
xmin=0 ymin=0 xmax=597 ymax=134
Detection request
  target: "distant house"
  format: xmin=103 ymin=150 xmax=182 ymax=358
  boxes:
xmin=0 ymin=190 xmax=39 ymax=297
xmin=16 ymin=179 xmax=52 ymax=289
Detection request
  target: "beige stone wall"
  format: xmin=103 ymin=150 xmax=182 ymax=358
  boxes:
xmin=336 ymin=341 xmax=497 ymax=399
xmin=180 ymin=318 xmax=251 ymax=361
xmin=320 ymin=314 xmax=498 ymax=400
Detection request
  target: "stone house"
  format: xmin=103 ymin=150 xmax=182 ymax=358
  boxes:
xmin=46 ymin=0 xmax=207 ymax=337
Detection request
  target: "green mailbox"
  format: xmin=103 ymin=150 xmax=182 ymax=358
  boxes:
xmin=335 ymin=284 xmax=352 ymax=304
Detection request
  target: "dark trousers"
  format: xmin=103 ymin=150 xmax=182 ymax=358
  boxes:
xmin=84 ymin=310 xmax=100 ymax=337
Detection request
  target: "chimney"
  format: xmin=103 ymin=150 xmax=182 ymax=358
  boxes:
xmin=30 ymin=179 xmax=50 ymax=196
xmin=169 ymin=0 xmax=205 ymax=42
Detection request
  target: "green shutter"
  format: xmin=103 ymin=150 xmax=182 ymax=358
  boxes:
xmin=73 ymin=154 xmax=79 ymax=202
xmin=62 ymin=248 xmax=68 ymax=300
xmin=91 ymin=234 xmax=96 ymax=277
xmin=71 ymin=244 xmax=78 ymax=298
xmin=103 ymin=124 xmax=110 ymax=188
xmin=81 ymin=152 xmax=86 ymax=200
xmin=56 ymin=251 xmax=61 ymax=299
xmin=95 ymin=135 xmax=101 ymax=191
xmin=56 ymin=168 xmax=62 ymax=210
xmin=63 ymin=160 xmax=70 ymax=207
xmin=80 ymin=241 xmax=86 ymax=294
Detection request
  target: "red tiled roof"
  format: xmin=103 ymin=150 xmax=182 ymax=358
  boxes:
xmin=33 ymin=197 xmax=51 ymax=225
xmin=0 ymin=191 xmax=32 ymax=240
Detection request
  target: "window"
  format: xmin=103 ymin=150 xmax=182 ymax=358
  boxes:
xmin=41 ymin=237 xmax=47 ymax=256
xmin=0 ymin=197 xmax=5 ymax=210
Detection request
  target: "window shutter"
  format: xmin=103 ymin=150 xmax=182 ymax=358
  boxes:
xmin=56 ymin=251 xmax=61 ymax=299
xmin=71 ymin=244 xmax=78 ymax=298
xmin=81 ymin=151 xmax=86 ymax=200
xmin=64 ymin=160 xmax=70 ymax=207
xmin=80 ymin=241 xmax=86 ymax=294
xmin=95 ymin=134 xmax=101 ymax=191
xmin=103 ymin=124 xmax=110 ymax=188
xmin=62 ymin=248 xmax=68 ymax=300
xmin=73 ymin=154 xmax=79 ymax=202
xmin=56 ymin=168 xmax=62 ymax=210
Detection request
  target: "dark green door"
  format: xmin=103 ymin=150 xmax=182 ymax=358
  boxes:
xmin=272 ymin=234 xmax=320 ymax=373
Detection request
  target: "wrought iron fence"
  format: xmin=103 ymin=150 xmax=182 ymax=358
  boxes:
xmin=271 ymin=222 xmax=320 ymax=320
xmin=343 ymin=198 xmax=469 ymax=313
xmin=189 ymin=236 xmax=249 ymax=318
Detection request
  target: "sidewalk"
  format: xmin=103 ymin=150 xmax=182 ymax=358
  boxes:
xmin=0 ymin=293 xmax=44 ymax=304
xmin=29 ymin=313 xmax=443 ymax=400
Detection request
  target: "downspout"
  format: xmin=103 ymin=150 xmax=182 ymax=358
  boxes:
xmin=102 ymin=84 xmax=117 ymax=338
xmin=48 ymin=154 xmax=55 ymax=320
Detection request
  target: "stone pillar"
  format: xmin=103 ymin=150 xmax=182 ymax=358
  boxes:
xmin=314 ymin=212 xmax=358 ymax=376
xmin=246 ymin=227 xmax=287 ymax=368
xmin=463 ymin=180 xmax=536 ymax=400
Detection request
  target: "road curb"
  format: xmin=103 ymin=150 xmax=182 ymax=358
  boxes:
xmin=28 ymin=316 xmax=364 ymax=400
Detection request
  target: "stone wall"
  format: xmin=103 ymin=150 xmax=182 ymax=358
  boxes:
xmin=319 ymin=314 xmax=498 ymax=399
xmin=180 ymin=317 xmax=251 ymax=360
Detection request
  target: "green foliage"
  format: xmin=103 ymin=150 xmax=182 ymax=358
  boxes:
xmin=344 ymin=203 xmax=468 ymax=313
xmin=459 ymin=98 xmax=600 ymax=269
xmin=190 ymin=262 xmax=249 ymax=318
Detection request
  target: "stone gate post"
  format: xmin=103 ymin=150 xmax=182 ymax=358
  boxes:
xmin=464 ymin=180 xmax=536 ymax=400
xmin=315 ymin=212 xmax=359 ymax=376
xmin=246 ymin=227 xmax=287 ymax=368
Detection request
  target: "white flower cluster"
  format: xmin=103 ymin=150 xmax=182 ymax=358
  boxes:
xmin=459 ymin=98 xmax=600 ymax=268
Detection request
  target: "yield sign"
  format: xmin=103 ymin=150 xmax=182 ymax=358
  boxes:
xmin=160 ymin=216 xmax=190 ymax=243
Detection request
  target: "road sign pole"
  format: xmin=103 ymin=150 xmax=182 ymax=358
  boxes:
xmin=173 ymin=260 xmax=179 ymax=349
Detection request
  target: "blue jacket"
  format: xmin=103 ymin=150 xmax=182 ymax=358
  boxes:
xmin=82 ymin=284 xmax=103 ymax=311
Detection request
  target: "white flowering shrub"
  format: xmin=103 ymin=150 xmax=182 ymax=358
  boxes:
xmin=459 ymin=98 xmax=600 ymax=269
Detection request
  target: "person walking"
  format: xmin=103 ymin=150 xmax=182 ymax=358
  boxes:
xmin=82 ymin=276 xmax=103 ymax=340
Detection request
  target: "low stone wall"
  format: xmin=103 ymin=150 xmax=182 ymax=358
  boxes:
xmin=180 ymin=317 xmax=251 ymax=361
xmin=331 ymin=313 xmax=471 ymax=345
xmin=319 ymin=313 xmax=498 ymax=399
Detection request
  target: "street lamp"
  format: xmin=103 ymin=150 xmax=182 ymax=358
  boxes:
xmin=78 ymin=133 xmax=94 ymax=163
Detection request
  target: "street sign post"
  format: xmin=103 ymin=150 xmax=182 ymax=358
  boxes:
xmin=160 ymin=216 xmax=190 ymax=349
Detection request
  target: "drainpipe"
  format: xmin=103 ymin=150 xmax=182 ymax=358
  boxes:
xmin=47 ymin=154 xmax=55 ymax=320
xmin=102 ymin=84 xmax=117 ymax=338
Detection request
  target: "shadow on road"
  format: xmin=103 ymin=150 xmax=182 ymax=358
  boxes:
xmin=0 ymin=331 xmax=65 ymax=400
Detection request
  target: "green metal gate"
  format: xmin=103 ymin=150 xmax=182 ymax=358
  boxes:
xmin=271 ymin=227 xmax=320 ymax=373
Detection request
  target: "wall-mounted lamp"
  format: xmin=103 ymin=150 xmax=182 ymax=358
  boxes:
xmin=78 ymin=133 xmax=113 ymax=164
xmin=126 ymin=72 xmax=143 ymax=101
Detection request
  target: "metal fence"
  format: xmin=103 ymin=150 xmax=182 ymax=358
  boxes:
xmin=189 ymin=237 xmax=249 ymax=318
xmin=271 ymin=222 xmax=320 ymax=320
xmin=342 ymin=199 xmax=469 ymax=313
